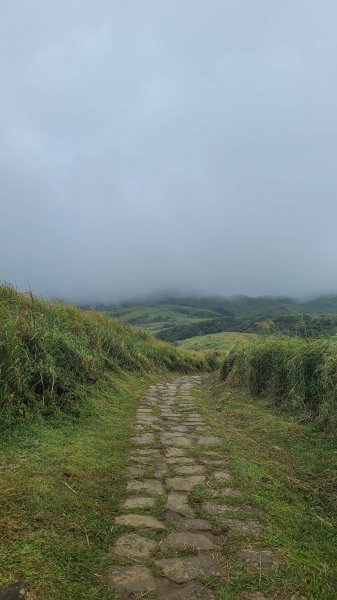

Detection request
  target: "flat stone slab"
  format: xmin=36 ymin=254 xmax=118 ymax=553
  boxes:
xmin=112 ymin=533 xmax=157 ymax=560
xmin=115 ymin=514 xmax=165 ymax=529
xmin=221 ymin=519 xmax=262 ymax=534
xmin=127 ymin=479 xmax=164 ymax=496
xmin=170 ymin=426 xmax=189 ymax=433
xmin=123 ymin=496 xmax=155 ymax=509
xmin=197 ymin=436 xmax=221 ymax=446
xmin=212 ymin=470 xmax=232 ymax=482
xmin=137 ymin=449 xmax=161 ymax=456
xmin=202 ymin=501 xmax=243 ymax=515
xmin=155 ymin=555 xmax=222 ymax=583
xmin=161 ymin=532 xmax=217 ymax=551
xmin=128 ymin=465 xmax=144 ymax=477
xmin=240 ymin=550 xmax=281 ymax=570
xmin=167 ymin=457 xmax=196 ymax=465
xmin=106 ymin=565 xmax=157 ymax=594
xmin=166 ymin=448 xmax=188 ymax=457
xmin=167 ymin=476 xmax=205 ymax=492
xmin=174 ymin=464 xmax=205 ymax=476
xmin=164 ymin=582 xmax=218 ymax=599
xmin=166 ymin=514 xmax=212 ymax=531
xmin=166 ymin=493 xmax=195 ymax=518
xmin=131 ymin=434 xmax=154 ymax=444
xmin=165 ymin=437 xmax=192 ymax=448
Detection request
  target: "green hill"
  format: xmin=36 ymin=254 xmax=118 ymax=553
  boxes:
xmin=94 ymin=294 xmax=337 ymax=339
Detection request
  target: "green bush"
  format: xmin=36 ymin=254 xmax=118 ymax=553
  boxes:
xmin=220 ymin=336 xmax=337 ymax=433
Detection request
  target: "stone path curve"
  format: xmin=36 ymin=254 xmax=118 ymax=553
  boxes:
xmin=106 ymin=376 xmax=280 ymax=599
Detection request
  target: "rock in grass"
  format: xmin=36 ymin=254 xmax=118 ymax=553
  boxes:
xmin=106 ymin=565 xmax=157 ymax=594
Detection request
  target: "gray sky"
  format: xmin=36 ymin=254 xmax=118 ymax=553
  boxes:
xmin=1 ymin=1 xmax=337 ymax=302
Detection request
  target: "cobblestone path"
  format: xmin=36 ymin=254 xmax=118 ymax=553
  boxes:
xmin=106 ymin=376 xmax=279 ymax=599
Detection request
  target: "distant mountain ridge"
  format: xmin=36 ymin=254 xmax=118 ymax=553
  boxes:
xmin=90 ymin=294 xmax=337 ymax=339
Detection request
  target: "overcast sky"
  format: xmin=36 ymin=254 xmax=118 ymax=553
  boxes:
xmin=1 ymin=1 xmax=337 ymax=302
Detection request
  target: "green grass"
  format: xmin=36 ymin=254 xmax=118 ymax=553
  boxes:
xmin=0 ymin=371 xmax=168 ymax=599
xmin=179 ymin=332 xmax=261 ymax=354
xmin=195 ymin=376 xmax=337 ymax=599
xmin=0 ymin=285 xmax=207 ymax=430
xmin=221 ymin=336 xmax=337 ymax=433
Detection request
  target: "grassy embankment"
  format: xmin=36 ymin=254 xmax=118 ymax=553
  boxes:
xmin=0 ymin=285 xmax=206 ymax=598
xmin=195 ymin=376 xmax=337 ymax=599
xmin=221 ymin=336 xmax=337 ymax=433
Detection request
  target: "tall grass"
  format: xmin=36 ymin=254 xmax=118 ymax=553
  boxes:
xmin=220 ymin=336 xmax=337 ymax=433
xmin=0 ymin=285 xmax=206 ymax=428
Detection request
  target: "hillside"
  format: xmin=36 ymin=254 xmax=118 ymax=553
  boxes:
xmin=94 ymin=294 xmax=337 ymax=339
xmin=157 ymin=314 xmax=337 ymax=342
xmin=0 ymin=285 xmax=206 ymax=429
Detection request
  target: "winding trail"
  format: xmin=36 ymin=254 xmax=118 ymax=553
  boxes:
xmin=106 ymin=376 xmax=278 ymax=599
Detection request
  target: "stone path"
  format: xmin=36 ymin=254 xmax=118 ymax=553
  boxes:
xmin=106 ymin=376 xmax=280 ymax=599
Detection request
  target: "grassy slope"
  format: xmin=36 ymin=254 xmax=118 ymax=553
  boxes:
xmin=196 ymin=376 xmax=337 ymax=599
xmin=102 ymin=304 xmax=216 ymax=334
xmin=179 ymin=332 xmax=261 ymax=353
xmin=0 ymin=372 xmax=162 ymax=599
xmin=221 ymin=336 xmax=337 ymax=433
xmin=0 ymin=286 xmax=206 ymax=429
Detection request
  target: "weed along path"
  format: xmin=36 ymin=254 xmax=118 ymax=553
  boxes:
xmin=106 ymin=376 xmax=279 ymax=600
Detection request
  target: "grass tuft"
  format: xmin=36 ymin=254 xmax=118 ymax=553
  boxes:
xmin=221 ymin=336 xmax=337 ymax=433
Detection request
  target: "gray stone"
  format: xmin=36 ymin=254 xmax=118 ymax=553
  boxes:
xmin=127 ymin=479 xmax=164 ymax=496
xmin=202 ymin=502 xmax=243 ymax=515
xmin=0 ymin=582 xmax=27 ymax=600
xmin=170 ymin=425 xmax=189 ymax=433
xmin=221 ymin=519 xmax=262 ymax=534
xmin=115 ymin=514 xmax=165 ymax=529
xmin=167 ymin=457 xmax=196 ymax=465
xmin=123 ymin=496 xmax=155 ymax=509
xmin=165 ymin=437 xmax=192 ymax=448
xmin=197 ymin=436 xmax=221 ymax=446
xmin=240 ymin=550 xmax=281 ymax=569
xmin=112 ymin=533 xmax=157 ymax=560
xmin=127 ymin=465 xmax=144 ymax=477
xmin=174 ymin=464 xmax=205 ymax=476
xmin=166 ymin=493 xmax=195 ymax=517
xmin=106 ymin=565 xmax=157 ymax=594
xmin=131 ymin=434 xmax=154 ymax=444
xmin=167 ymin=476 xmax=205 ymax=492
xmin=166 ymin=448 xmax=187 ymax=457
xmin=161 ymin=532 xmax=217 ymax=551
xmin=155 ymin=555 xmax=222 ymax=583
xmin=137 ymin=449 xmax=160 ymax=456
xmin=166 ymin=514 xmax=212 ymax=531
xmin=212 ymin=471 xmax=232 ymax=482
